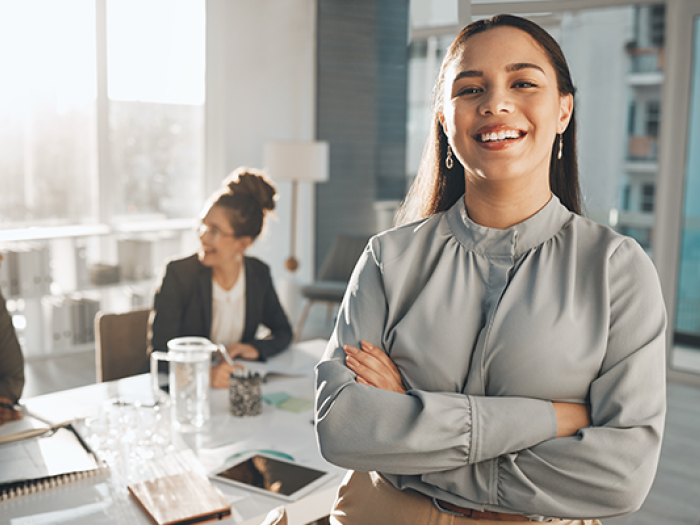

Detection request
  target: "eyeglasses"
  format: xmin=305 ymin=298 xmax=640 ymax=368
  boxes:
xmin=197 ymin=222 xmax=237 ymax=241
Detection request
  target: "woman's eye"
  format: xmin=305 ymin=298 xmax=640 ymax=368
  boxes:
xmin=513 ymin=81 xmax=537 ymax=88
xmin=458 ymin=86 xmax=482 ymax=95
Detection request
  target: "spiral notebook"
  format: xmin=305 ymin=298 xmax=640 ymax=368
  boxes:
xmin=0 ymin=420 xmax=106 ymax=501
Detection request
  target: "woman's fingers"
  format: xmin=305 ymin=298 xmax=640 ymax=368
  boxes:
xmin=344 ymin=345 xmax=369 ymax=377
xmin=228 ymin=343 xmax=260 ymax=360
xmin=360 ymin=341 xmax=394 ymax=366
xmin=210 ymin=362 xmax=245 ymax=389
xmin=344 ymin=342 xmax=405 ymax=394
xmin=360 ymin=341 xmax=404 ymax=389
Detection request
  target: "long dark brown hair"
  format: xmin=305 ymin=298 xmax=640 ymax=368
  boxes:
xmin=395 ymin=14 xmax=581 ymax=225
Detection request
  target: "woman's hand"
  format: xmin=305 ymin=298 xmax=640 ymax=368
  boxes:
xmin=210 ymin=362 xmax=244 ymax=389
xmin=0 ymin=397 xmax=22 ymax=425
xmin=227 ymin=343 xmax=259 ymax=360
xmin=344 ymin=341 xmax=406 ymax=394
xmin=553 ymin=402 xmax=591 ymax=437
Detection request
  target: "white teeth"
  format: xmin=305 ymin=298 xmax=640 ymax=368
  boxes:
xmin=480 ymin=130 xmax=521 ymax=142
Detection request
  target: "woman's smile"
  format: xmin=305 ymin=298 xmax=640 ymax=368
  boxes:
xmin=475 ymin=124 xmax=526 ymax=150
xmin=439 ymin=26 xmax=572 ymax=186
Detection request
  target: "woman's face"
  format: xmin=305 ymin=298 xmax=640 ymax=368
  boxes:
xmin=439 ymin=26 xmax=573 ymax=188
xmin=197 ymin=205 xmax=251 ymax=269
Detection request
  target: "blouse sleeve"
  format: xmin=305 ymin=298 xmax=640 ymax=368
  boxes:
xmin=247 ymin=267 xmax=292 ymax=361
xmin=149 ymin=261 xmax=188 ymax=353
xmin=315 ymin=239 xmax=558 ymax=476
xmin=421 ymin=239 xmax=667 ymax=519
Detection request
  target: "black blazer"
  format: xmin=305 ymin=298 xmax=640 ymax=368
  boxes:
xmin=148 ymin=254 xmax=292 ymax=362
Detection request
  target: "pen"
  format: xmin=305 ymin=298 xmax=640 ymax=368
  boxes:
xmin=217 ymin=344 xmax=236 ymax=367
xmin=0 ymin=401 xmax=20 ymax=411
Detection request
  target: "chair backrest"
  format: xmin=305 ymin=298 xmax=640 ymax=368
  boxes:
xmin=95 ymin=308 xmax=151 ymax=382
xmin=317 ymin=233 xmax=371 ymax=282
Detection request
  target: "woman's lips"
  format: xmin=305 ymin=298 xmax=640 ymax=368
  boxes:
xmin=474 ymin=127 xmax=526 ymax=150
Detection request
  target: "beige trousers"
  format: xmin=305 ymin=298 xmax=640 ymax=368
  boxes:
xmin=329 ymin=471 xmax=603 ymax=525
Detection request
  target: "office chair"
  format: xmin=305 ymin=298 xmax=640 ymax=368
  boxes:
xmin=94 ymin=308 xmax=151 ymax=382
xmin=295 ymin=233 xmax=370 ymax=341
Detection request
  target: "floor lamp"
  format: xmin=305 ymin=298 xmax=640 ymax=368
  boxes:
xmin=264 ymin=141 xmax=329 ymax=275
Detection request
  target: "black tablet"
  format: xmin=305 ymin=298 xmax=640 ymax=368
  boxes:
xmin=209 ymin=452 xmax=335 ymax=501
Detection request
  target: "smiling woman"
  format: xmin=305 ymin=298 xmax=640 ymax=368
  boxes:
xmin=148 ymin=168 xmax=293 ymax=389
xmin=439 ymin=26 xmax=573 ymax=228
xmin=315 ymin=14 xmax=666 ymax=525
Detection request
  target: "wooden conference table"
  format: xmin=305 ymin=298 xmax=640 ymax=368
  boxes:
xmin=0 ymin=339 xmax=344 ymax=525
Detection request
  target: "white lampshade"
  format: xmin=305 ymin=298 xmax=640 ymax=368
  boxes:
xmin=264 ymin=141 xmax=329 ymax=182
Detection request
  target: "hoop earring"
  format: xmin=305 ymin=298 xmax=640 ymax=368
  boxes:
xmin=446 ymin=144 xmax=454 ymax=170
xmin=557 ymin=134 xmax=563 ymax=160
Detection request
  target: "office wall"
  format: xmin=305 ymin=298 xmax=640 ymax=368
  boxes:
xmin=205 ymin=0 xmax=317 ymax=319
xmin=315 ymin=0 xmax=409 ymax=271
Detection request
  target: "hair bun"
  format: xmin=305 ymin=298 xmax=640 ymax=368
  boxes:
xmin=226 ymin=168 xmax=276 ymax=212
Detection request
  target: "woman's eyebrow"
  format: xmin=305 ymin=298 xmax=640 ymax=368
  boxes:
xmin=506 ymin=62 xmax=545 ymax=73
xmin=453 ymin=62 xmax=545 ymax=82
xmin=454 ymin=70 xmax=482 ymax=81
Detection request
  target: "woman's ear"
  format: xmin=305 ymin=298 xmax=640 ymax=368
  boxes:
xmin=438 ymin=113 xmax=447 ymax=135
xmin=557 ymin=93 xmax=574 ymax=134
xmin=239 ymin=236 xmax=254 ymax=252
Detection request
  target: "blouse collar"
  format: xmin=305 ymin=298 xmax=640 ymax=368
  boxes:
xmin=446 ymin=194 xmax=573 ymax=258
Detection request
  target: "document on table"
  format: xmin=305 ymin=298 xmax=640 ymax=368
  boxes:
xmin=0 ymin=423 xmax=102 ymax=499
xmin=233 ymin=341 xmax=326 ymax=380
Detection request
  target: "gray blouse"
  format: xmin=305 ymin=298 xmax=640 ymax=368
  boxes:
xmin=315 ymin=195 xmax=666 ymax=521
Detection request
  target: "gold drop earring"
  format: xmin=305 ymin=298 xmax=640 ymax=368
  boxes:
xmin=557 ymin=134 xmax=563 ymax=160
xmin=446 ymin=144 xmax=454 ymax=170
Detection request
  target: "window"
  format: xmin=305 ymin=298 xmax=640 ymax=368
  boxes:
xmin=646 ymin=100 xmax=661 ymax=137
xmin=106 ymin=0 xmax=205 ymax=220
xmin=0 ymin=0 xmax=205 ymax=228
xmin=0 ymin=0 xmax=97 ymax=227
xmin=641 ymin=183 xmax=655 ymax=212
xmin=628 ymin=101 xmax=637 ymax=135
xmin=650 ymin=4 xmax=665 ymax=47
xmin=409 ymin=40 xmax=429 ymax=59
xmin=622 ymin=184 xmax=632 ymax=211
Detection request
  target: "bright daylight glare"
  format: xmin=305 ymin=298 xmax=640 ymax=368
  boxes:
xmin=0 ymin=0 xmax=205 ymax=225
xmin=0 ymin=0 xmax=204 ymax=115
xmin=107 ymin=0 xmax=205 ymax=105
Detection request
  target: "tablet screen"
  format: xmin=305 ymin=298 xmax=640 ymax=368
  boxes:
xmin=214 ymin=454 xmax=328 ymax=497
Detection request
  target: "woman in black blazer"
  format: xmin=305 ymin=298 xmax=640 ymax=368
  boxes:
xmin=148 ymin=168 xmax=292 ymax=388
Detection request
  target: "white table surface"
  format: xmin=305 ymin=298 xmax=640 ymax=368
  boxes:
xmin=0 ymin=339 xmax=344 ymax=525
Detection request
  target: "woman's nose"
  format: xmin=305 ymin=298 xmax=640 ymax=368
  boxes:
xmin=479 ymin=87 xmax=514 ymax=115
